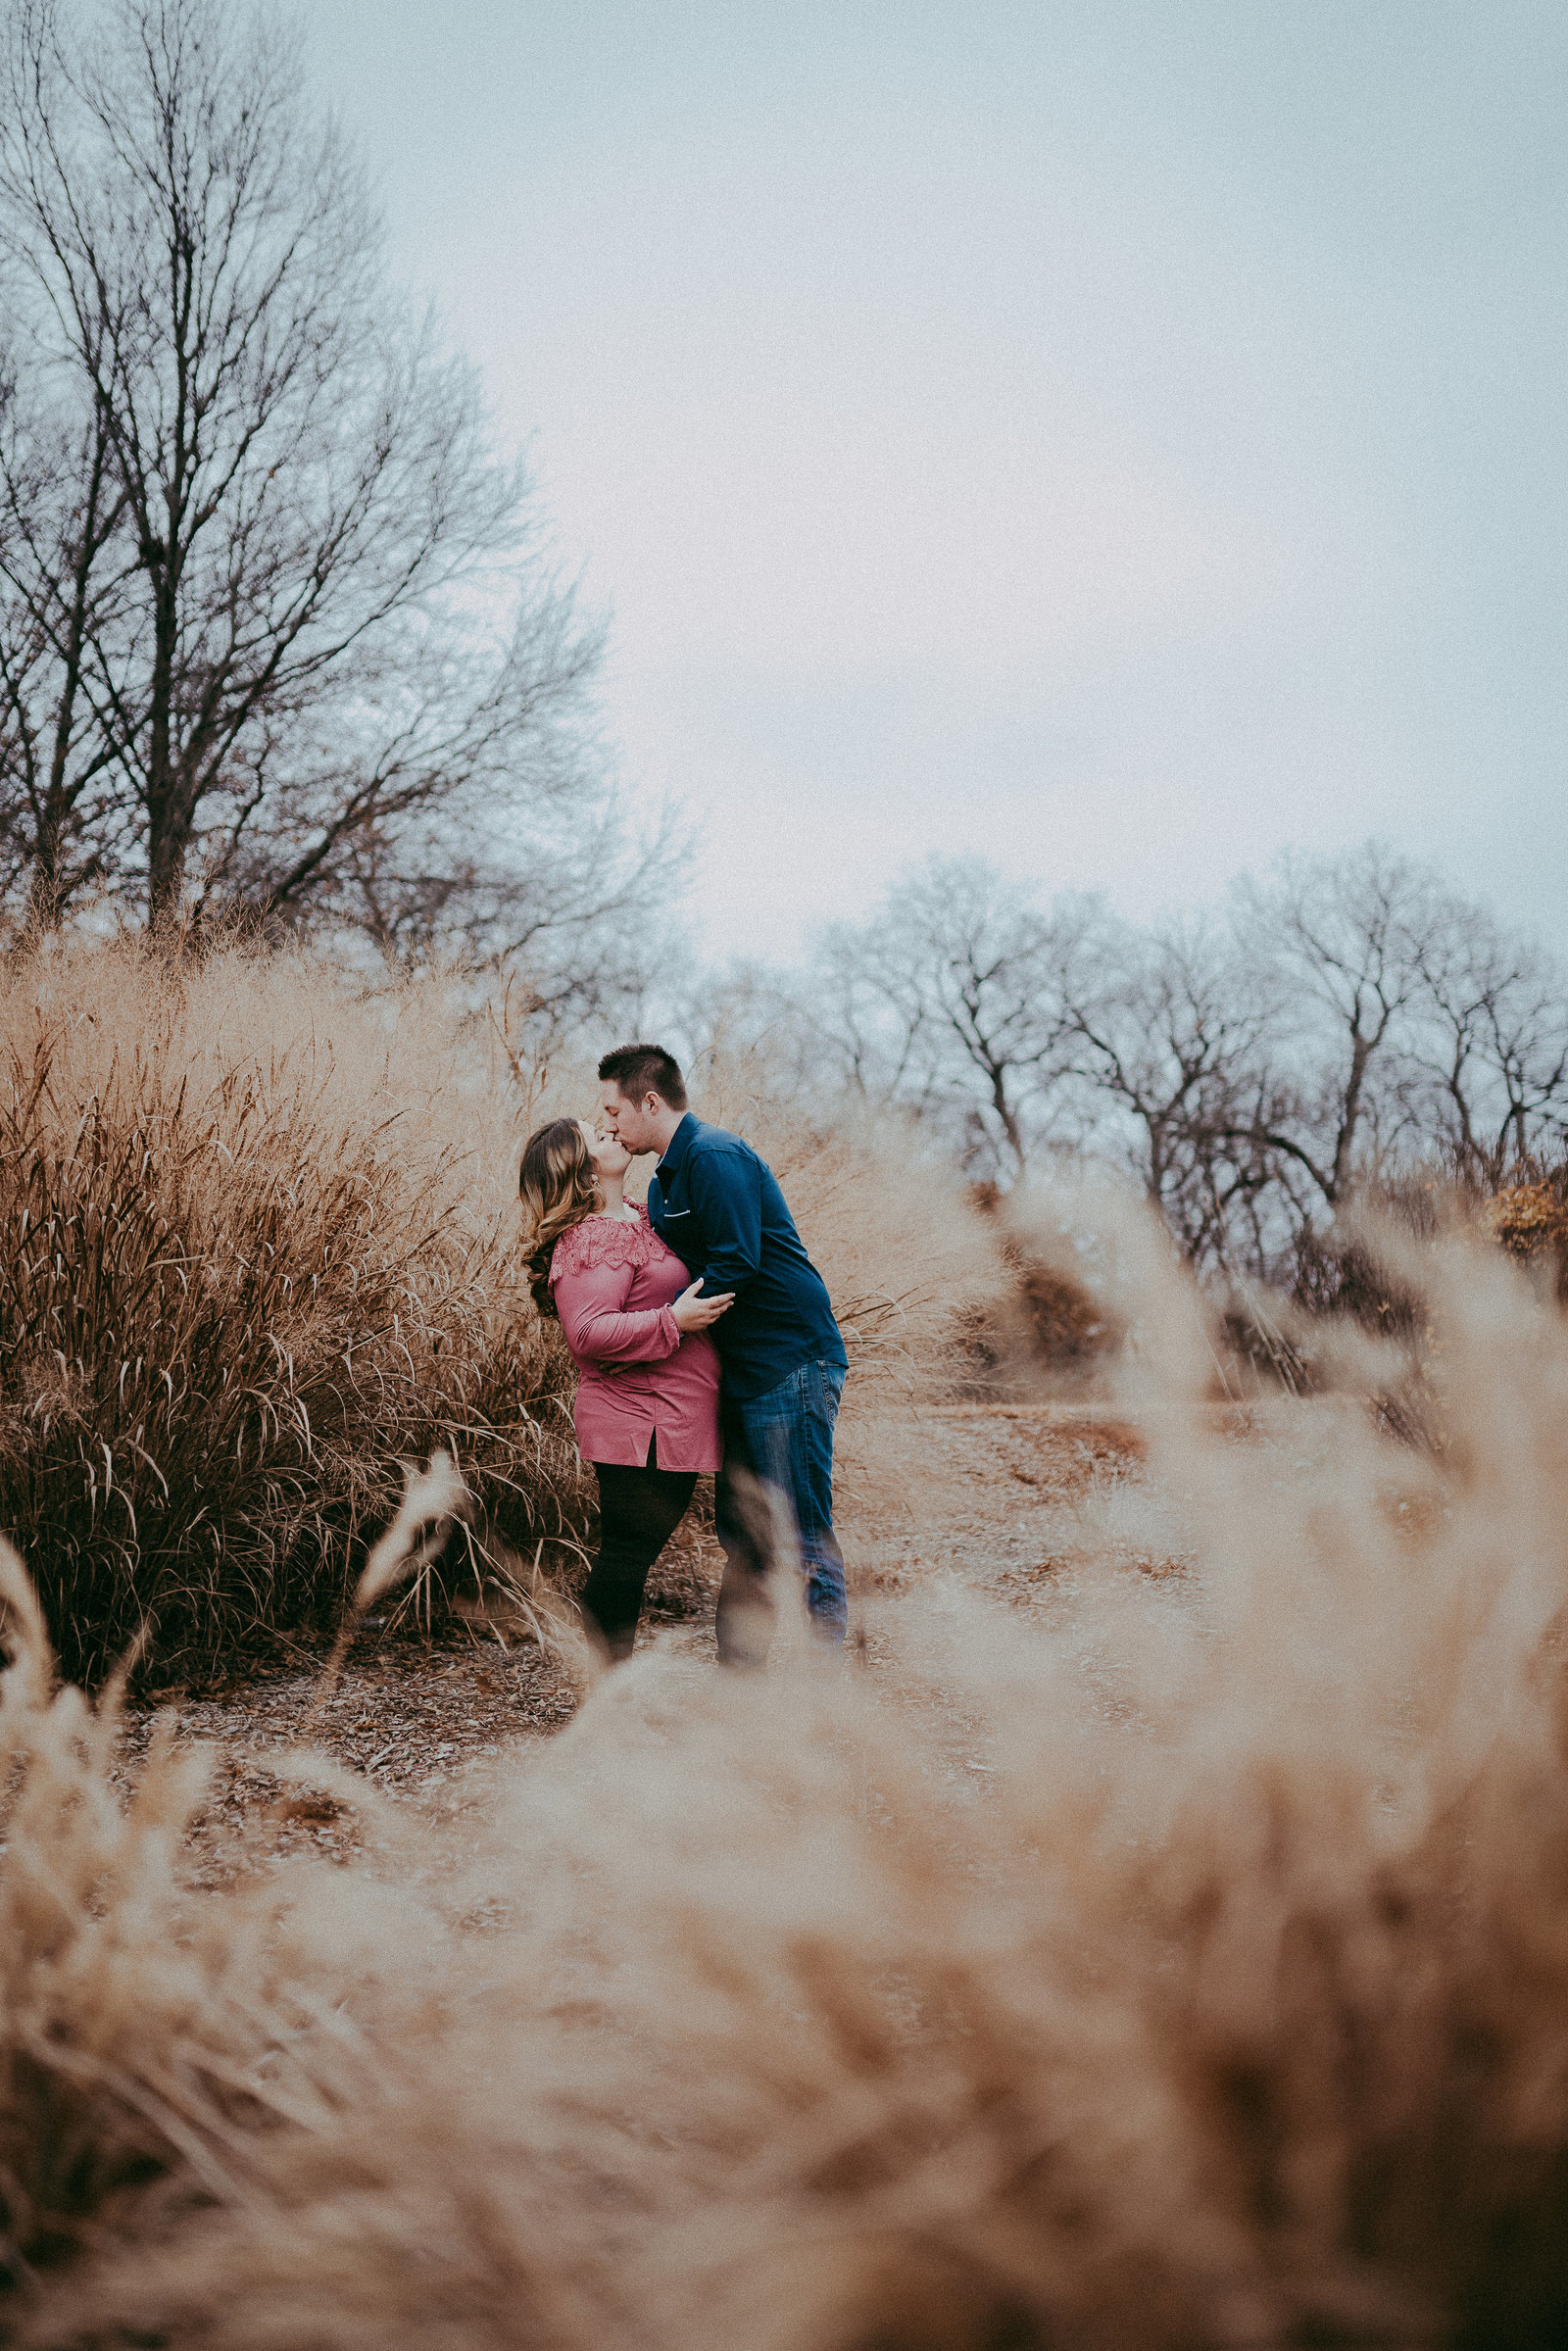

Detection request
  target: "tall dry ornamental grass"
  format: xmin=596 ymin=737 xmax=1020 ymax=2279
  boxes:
xmin=0 ymin=1212 xmax=1566 ymax=2345
xmin=0 ymin=943 xmax=590 ymax=1684
xmin=0 ymin=943 xmax=994 ymax=1684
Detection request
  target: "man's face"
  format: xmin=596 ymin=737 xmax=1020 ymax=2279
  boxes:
xmin=600 ymin=1081 xmax=659 ymax=1155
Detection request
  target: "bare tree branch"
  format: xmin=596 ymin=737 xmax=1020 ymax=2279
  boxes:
xmin=0 ymin=0 xmax=648 ymax=977
xmin=802 ymin=858 xmax=1086 ymax=1179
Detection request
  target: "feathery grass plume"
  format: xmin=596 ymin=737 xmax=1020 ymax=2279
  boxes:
xmin=466 ymin=1530 xmax=599 ymax=1688
xmin=302 ymin=1450 xmax=471 ymax=1737
xmin=8 ymin=1217 xmax=1568 ymax=2347
xmin=353 ymin=1449 xmax=471 ymax=1619
xmin=326 ymin=1442 xmax=592 ymax=1686
xmin=0 ymin=1531 xmax=490 ymax=2307
xmin=0 ymin=1535 xmax=294 ymax=2277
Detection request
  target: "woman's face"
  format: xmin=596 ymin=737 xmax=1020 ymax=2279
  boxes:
xmin=581 ymin=1118 xmax=631 ymax=1181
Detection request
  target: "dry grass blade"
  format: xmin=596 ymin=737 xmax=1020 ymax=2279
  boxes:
xmin=300 ymin=1450 xmax=471 ymax=1739
xmin=354 ymin=1450 xmax=469 ymax=1617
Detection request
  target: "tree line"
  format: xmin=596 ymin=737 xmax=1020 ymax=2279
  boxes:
xmin=0 ymin=0 xmax=672 ymax=1032
xmin=726 ymin=841 xmax=1568 ymax=1279
xmin=6 ymin=3 xmax=1561 ymax=1290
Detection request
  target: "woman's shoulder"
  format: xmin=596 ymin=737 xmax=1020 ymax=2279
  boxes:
xmin=550 ymin=1212 xmax=653 ymax=1280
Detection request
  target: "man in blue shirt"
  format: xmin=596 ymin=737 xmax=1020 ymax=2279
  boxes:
xmin=598 ymin=1043 xmax=849 ymax=1664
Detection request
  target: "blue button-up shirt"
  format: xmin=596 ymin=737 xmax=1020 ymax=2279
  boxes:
xmin=647 ymin=1114 xmax=847 ymax=1401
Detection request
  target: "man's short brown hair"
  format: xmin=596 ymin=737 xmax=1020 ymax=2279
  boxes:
xmin=597 ymin=1043 xmax=688 ymax=1111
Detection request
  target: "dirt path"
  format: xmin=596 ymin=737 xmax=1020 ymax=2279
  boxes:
xmin=124 ymin=1402 xmax=1160 ymax=1875
xmin=844 ymin=1401 xmax=1149 ymax=1598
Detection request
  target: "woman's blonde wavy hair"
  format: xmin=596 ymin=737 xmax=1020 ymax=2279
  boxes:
xmin=518 ymin=1118 xmax=603 ymax=1319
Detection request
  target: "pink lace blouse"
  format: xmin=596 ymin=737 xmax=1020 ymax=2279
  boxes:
xmin=548 ymin=1206 xmax=721 ymax=1471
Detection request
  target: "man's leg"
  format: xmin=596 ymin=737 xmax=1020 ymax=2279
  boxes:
xmin=713 ymin=1390 xmax=776 ymax=1667
xmin=739 ymin=1359 xmax=848 ymax=1646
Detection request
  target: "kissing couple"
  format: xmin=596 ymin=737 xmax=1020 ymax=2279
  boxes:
xmin=518 ymin=1044 xmax=849 ymax=1667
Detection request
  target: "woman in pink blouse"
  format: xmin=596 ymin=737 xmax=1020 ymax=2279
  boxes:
xmin=519 ymin=1117 xmax=732 ymax=1659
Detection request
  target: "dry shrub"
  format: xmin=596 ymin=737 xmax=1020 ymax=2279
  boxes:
xmin=0 ymin=941 xmax=588 ymax=1684
xmin=1484 ymin=1164 xmax=1568 ymax=1301
xmin=1226 ymin=1166 xmax=1568 ymax=1407
xmin=960 ymin=1181 xmax=1125 ymax=1394
xmin=2 ymin=1207 xmax=1567 ymax=2345
xmin=0 ymin=1538 xmax=451 ymax=2295
xmin=1291 ymin=1225 xmax=1427 ymax=1338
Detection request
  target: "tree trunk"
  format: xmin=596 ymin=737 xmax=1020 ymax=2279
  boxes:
xmin=989 ymin=1066 xmax=1026 ymax=1178
xmin=1330 ymin=1029 xmax=1374 ymax=1203
xmin=143 ymin=545 xmax=183 ymax=933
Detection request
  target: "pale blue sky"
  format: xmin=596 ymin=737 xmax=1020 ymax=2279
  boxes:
xmin=308 ymin=1 xmax=1568 ymax=961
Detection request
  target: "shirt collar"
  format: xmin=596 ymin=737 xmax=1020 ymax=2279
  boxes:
xmin=655 ymin=1111 xmax=697 ymax=1182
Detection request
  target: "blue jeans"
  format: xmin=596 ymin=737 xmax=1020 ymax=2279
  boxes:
xmin=714 ymin=1358 xmax=847 ymax=1661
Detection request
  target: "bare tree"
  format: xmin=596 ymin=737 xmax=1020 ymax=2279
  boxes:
xmin=0 ymin=0 xmax=618 ymax=950
xmin=809 ymin=858 xmax=1085 ymax=1178
xmin=1409 ymin=905 xmax=1568 ymax=1182
xmin=1057 ymin=917 xmax=1280 ymax=1269
xmin=768 ymin=835 xmax=1568 ymax=1288
xmin=1229 ymin=844 xmax=1445 ymax=1215
xmin=798 ymin=920 xmax=939 ymax=1112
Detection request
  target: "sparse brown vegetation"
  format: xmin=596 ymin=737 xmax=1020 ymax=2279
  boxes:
xmin=1484 ymin=1162 xmax=1568 ymax=1299
xmin=2 ymin=2 xmax=1564 ymax=2334
xmin=0 ymin=941 xmax=588 ymax=1684
xmin=0 ymin=941 xmax=992 ymax=1688
xmin=962 ymin=1180 xmax=1125 ymax=1391
xmin=0 ymin=1207 xmax=1566 ymax=2346
xmin=7 ymin=945 xmax=1568 ymax=2348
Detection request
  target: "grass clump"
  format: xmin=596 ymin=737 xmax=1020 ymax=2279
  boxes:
xmin=0 ymin=943 xmax=585 ymax=1687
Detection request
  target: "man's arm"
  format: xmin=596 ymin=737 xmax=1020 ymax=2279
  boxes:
xmin=686 ymin=1144 xmax=763 ymax=1301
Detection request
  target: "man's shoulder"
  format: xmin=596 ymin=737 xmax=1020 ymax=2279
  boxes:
xmin=687 ymin=1118 xmax=760 ymax=1164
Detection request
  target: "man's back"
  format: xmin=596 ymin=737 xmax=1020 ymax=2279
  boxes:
xmin=647 ymin=1114 xmax=844 ymax=1400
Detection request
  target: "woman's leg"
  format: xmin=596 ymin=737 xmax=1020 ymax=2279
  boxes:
xmin=581 ymin=1449 xmax=698 ymax=1660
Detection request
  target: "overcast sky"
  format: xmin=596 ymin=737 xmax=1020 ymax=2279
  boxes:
xmin=307 ymin=0 xmax=1568 ymax=964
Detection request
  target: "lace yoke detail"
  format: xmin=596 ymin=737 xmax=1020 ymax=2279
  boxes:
xmin=550 ymin=1209 xmax=656 ymax=1281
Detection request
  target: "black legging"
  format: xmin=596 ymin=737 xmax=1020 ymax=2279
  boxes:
xmin=580 ymin=1432 xmax=697 ymax=1661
